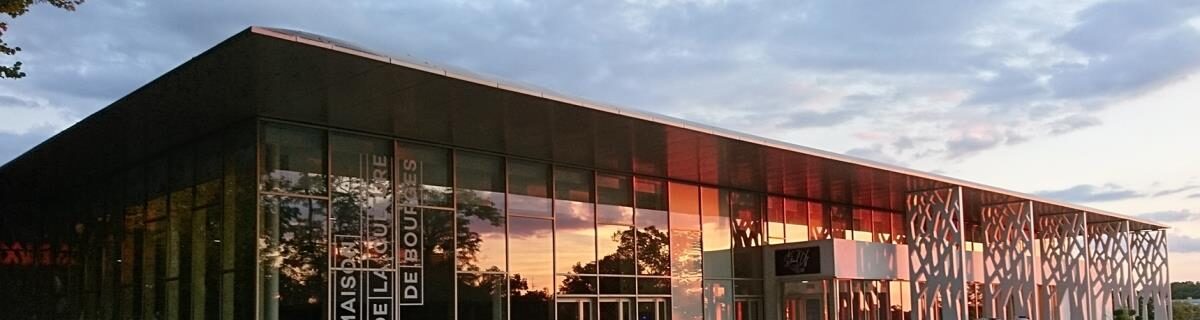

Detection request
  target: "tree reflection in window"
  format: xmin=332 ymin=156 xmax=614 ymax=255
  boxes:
xmin=559 ymin=224 xmax=670 ymax=291
xmin=259 ymin=196 xmax=327 ymax=319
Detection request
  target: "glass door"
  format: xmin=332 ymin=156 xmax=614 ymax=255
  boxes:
xmin=558 ymin=298 xmax=595 ymax=320
xmin=781 ymin=280 xmax=829 ymax=320
xmin=734 ymin=298 xmax=762 ymax=320
xmin=636 ymin=298 xmax=670 ymax=320
xmin=598 ymin=297 xmax=635 ymax=320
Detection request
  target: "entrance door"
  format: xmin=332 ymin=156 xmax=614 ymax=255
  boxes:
xmin=781 ymin=281 xmax=828 ymax=320
xmin=558 ymin=298 xmax=595 ymax=320
xmin=636 ymin=298 xmax=669 ymax=320
xmin=734 ymin=298 xmax=762 ymax=320
xmin=598 ymin=297 xmax=635 ymax=320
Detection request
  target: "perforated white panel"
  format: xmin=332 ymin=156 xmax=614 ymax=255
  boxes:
xmin=907 ymin=186 xmax=967 ymax=320
xmin=1088 ymin=221 xmax=1132 ymax=318
xmin=982 ymin=201 xmax=1035 ymax=319
xmin=1132 ymin=229 xmax=1171 ymax=319
xmin=1037 ymin=212 xmax=1089 ymax=320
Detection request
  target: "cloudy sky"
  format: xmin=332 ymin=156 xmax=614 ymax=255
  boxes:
xmin=2 ymin=0 xmax=1200 ymax=280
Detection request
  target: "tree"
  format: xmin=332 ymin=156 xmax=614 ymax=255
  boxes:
xmin=1 ymin=0 xmax=85 ymax=79
xmin=1174 ymin=281 xmax=1200 ymax=300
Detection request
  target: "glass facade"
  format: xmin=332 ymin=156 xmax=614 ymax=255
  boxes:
xmin=250 ymin=121 xmax=911 ymax=320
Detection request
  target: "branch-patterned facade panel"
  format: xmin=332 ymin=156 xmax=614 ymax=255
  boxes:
xmin=981 ymin=201 xmax=1034 ymax=319
xmin=1132 ymin=229 xmax=1170 ymax=319
xmin=907 ymin=186 xmax=967 ymax=320
xmin=1088 ymin=221 xmax=1132 ymax=319
xmin=1037 ymin=212 xmax=1089 ymax=320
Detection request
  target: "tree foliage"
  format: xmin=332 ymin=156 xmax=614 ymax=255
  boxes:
xmin=0 ymin=0 xmax=85 ymax=79
xmin=1174 ymin=281 xmax=1200 ymax=300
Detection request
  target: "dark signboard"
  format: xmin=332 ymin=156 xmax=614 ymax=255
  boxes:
xmin=774 ymin=246 xmax=821 ymax=276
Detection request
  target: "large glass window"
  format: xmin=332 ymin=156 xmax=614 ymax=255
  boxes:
xmin=260 ymin=196 xmax=327 ymax=320
xmin=701 ymin=187 xmax=731 ymax=278
xmin=785 ymin=199 xmax=809 ymax=243
xmin=852 ymin=208 xmax=872 ymax=241
xmin=731 ymin=192 xmax=763 ymax=279
xmin=597 ymin=174 xmax=633 ymax=225
xmin=457 ymin=273 xmax=508 ymax=320
xmin=767 ymin=196 xmax=785 ymax=244
xmin=400 ymin=209 xmax=455 ymax=319
xmin=809 ymin=202 xmax=828 ymax=240
xmin=634 ymin=178 xmax=669 ymax=277
xmin=671 ymin=230 xmax=702 ymax=320
xmin=396 ymin=142 xmax=454 ymax=208
xmin=509 ymin=160 xmax=551 ymax=218
xmin=456 ymin=152 xmax=506 ymax=273
xmin=595 ymin=173 xmax=634 ymax=277
xmin=261 ymin=124 xmax=327 ymax=195
xmin=829 ymin=205 xmax=849 ymax=240
xmin=509 ymin=217 xmax=553 ymax=320
xmin=556 ymin=200 xmax=595 ymax=274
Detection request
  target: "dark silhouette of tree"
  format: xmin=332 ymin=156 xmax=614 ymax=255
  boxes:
xmin=1 ymin=0 xmax=86 ymax=78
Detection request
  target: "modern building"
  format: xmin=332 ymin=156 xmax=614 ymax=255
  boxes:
xmin=0 ymin=27 xmax=1173 ymax=320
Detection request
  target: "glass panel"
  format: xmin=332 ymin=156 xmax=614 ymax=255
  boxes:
xmin=597 ymin=174 xmax=632 ymax=206
xmin=400 ymin=209 xmax=455 ymax=319
xmin=558 ymin=299 xmax=596 ymax=320
xmin=638 ymin=299 xmax=671 ymax=320
xmin=669 ymin=182 xmax=700 ymax=231
xmin=457 ymin=273 xmax=508 ymax=320
xmin=597 ymin=204 xmax=634 ymax=226
xmin=829 ymin=205 xmax=849 ymax=240
xmin=260 ymin=196 xmax=327 ymax=320
xmin=635 ymin=209 xmax=669 ymax=276
xmin=808 ymin=202 xmax=828 ymax=241
xmin=701 ymin=188 xmax=731 ymax=278
xmin=599 ymin=276 xmax=636 ymax=294
xmin=556 ymin=200 xmax=596 ymax=274
xmin=704 ymin=280 xmax=733 ymax=320
xmin=873 ymin=211 xmax=892 ymax=243
xmin=731 ymin=192 xmax=762 ymax=279
xmin=509 ymin=161 xmax=552 ymax=217
xmin=556 ymin=167 xmax=594 ymax=203
xmin=509 ymin=217 xmax=553 ymax=320
xmin=597 ymin=224 xmax=636 ymax=275
xmin=457 ymin=152 xmax=504 ymax=192
xmin=396 ymin=142 xmax=453 ymax=208
xmin=852 ymin=209 xmax=872 ymax=242
xmin=558 ymin=275 xmax=597 ymax=295
xmin=637 ymin=278 xmax=671 ymax=295
xmin=785 ymin=199 xmax=809 ymax=243
xmin=891 ymin=214 xmax=907 ymax=245
xmin=767 ymin=196 xmax=785 ymax=244
xmin=261 ymin=123 xmax=327 ymax=195
xmin=634 ymin=178 xmax=666 ymax=211
xmin=672 ymin=274 xmax=702 ymax=320
xmin=456 ymin=152 xmax=506 ymax=272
